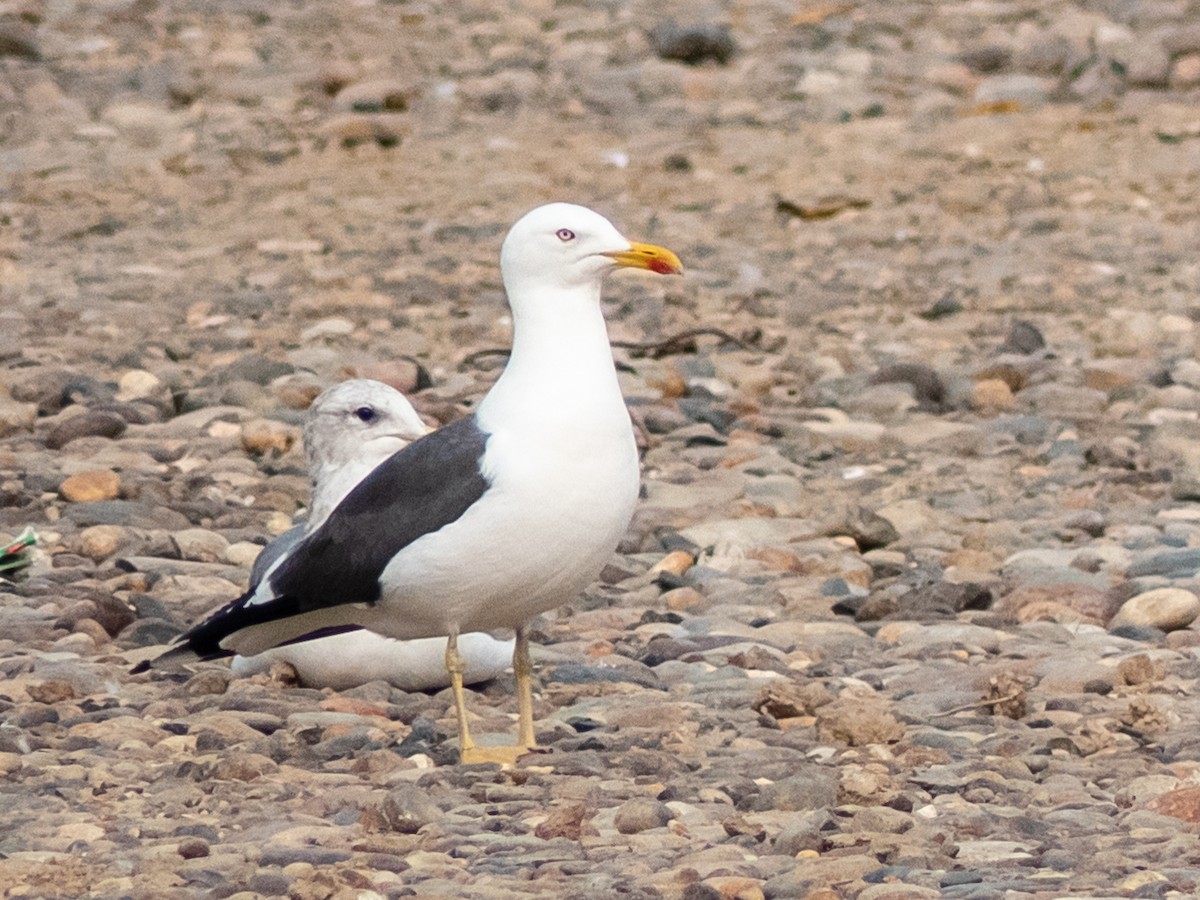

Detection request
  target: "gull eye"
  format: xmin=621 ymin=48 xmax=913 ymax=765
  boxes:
xmin=354 ymin=406 xmax=377 ymax=423
xmin=555 ymin=228 xmax=576 ymax=242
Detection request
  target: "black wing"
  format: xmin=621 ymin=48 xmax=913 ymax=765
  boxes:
xmin=169 ymin=415 xmax=490 ymax=659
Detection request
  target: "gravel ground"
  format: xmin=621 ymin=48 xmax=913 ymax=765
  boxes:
xmin=5 ymin=1 xmax=1200 ymax=897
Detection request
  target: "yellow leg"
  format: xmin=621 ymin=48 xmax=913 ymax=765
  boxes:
xmin=451 ymin=626 xmax=540 ymax=767
xmin=514 ymin=625 xmax=536 ymax=749
xmin=444 ymin=630 xmax=477 ymax=756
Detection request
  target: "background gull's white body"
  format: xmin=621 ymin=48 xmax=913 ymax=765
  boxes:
xmin=231 ymin=379 xmax=516 ymax=689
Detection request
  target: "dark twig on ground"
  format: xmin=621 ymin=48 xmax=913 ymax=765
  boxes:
xmin=460 ymin=328 xmax=752 ymax=370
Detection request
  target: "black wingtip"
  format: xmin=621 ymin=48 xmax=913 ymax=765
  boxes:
xmin=128 ymin=641 xmax=216 ymax=676
xmin=130 ymin=599 xmax=254 ymax=679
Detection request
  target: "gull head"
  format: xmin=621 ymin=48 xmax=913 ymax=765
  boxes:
xmin=303 ymin=379 xmax=429 ymax=473
xmin=500 ymin=202 xmax=683 ymax=298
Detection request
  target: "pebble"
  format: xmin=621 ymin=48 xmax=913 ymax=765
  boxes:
xmin=613 ymin=798 xmax=674 ymax=834
xmin=0 ymin=398 xmax=37 ymax=437
xmin=75 ymin=524 xmax=131 ymax=560
xmin=44 ymin=411 xmax=127 ymax=449
xmin=1109 ymin=588 xmax=1200 ymax=633
xmin=0 ymin=20 xmax=39 ymax=60
xmin=58 ymin=470 xmax=121 ymax=502
xmin=172 ymin=528 xmax=230 ymax=563
xmin=372 ymin=783 xmax=442 ymax=834
xmin=1171 ymin=54 xmax=1200 ymax=87
xmin=973 ymin=74 xmax=1050 ymax=105
xmin=332 ymin=78 xmax=416 ymax=113
xmin=115 ymin=370 xmax=165 ymax=402
xmin=749 ymin=769 xmax=839 ymax=812
xmin=240 ymin=419 xmax=299 ymax=456
xmin=322 ymin=114 xmax=405 ymax=149
xmin=970 ymin=378 xmax=1015 ymax=412
xmin=647 ymin=22 xmax=735 ymax=66
xmin=1128 ymin=549 xmax=1200 ymax=579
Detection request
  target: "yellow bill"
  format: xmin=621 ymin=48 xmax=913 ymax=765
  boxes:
xmin=603 ymin=241 xmax=684 ymax=276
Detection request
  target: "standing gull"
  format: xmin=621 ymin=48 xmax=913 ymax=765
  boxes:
xmin=158 ymin=202 xmax=683 ymax=764
xmin=233 ymin=379 xmax=514 ymax=691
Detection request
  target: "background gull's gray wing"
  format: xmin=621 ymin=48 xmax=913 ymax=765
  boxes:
xmin=249 ymin=524 xmax=304 ymax=588
xmin=173 ymin=415 xmax=490 ymax=659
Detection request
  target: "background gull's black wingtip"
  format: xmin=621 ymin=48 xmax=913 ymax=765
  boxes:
xmin=128 ymin=641 xmax=227 ymax=676
xmin=128 ymin=589 xmax=261 ymax=677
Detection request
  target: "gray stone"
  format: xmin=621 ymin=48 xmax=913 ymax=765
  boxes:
xmin=1014 ymin=32 xmax=1075 ymax=75
xmin=648 ymin=21 xmax=735 ymax=66
xmin=247 ymin=871 xmax=291 ymax=896
xmin=613 ymin=798 xmax=674 ymax=834
xmin=379 ymin=784 xmax=443 ymax=834
xmin=202 ymin=354 xmax=294 ymax=386
xmin=1124 ymin=40 xmax=1172 ymax=86
xmin=0 ymin=20 xmax=39 ymax=60
xmin=974 ymin=74 xmax=1051 ymax=105
xmin=63 ymin=501 xmax=190 ymax=530
xmin=44 ymin=411 xmax=127 ymax=449
xmin=748 ymin=769 xmax=839 ymax=812
xmin=770 ymin=810 xmax=830 ymax=855
xmin=1162 ymin=24 xmax=1200 ymax=57
xmin=1128 ymin=549 xmax=1200 ymax=579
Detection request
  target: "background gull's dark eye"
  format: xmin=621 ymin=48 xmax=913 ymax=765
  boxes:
xmin=556 ymin=228 xmax=576 ymax=242
xmin=354 ymin=406 xmax=377 ymax=423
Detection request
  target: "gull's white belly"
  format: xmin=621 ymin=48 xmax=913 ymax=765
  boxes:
xmin=369 ymin=423 xmax=639 ymax=638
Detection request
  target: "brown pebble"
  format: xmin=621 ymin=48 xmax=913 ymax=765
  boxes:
xmin=972 ymin=363 xmax=1027 ymax=392
xmin=1171 ymin=53 xmax=1200 ymax=87
xmin=319 ymin=61 xmax=357 ymax=95
xmin=664 ymin=586 xmax=707 ymax=612
xmin=211 ymin=752 xmax=277 ymax=782
xmin=27 ymin=680 xmax=77 ymax=704
xmin=321 ymin=114 xmax=404 ymax=148
xmin=72 ymin=617 xmax=111 ymax=647
xmin=649 ymin=549 xmax=695 ymax=577
xmin=703 ymin=876 xmax=765 ymax=900
xmin=75 ymin=524 xmax=129 ymax=561
xmin=1117 ymin=654 xmax=1161 ymax=686
xmin=59 ymin=470 xmax=121 ymax=502
xmin=275 ymin=380 xmax=324 ymax=411
xmin=534 ymin=803 xmax=591 ymax=840
xmin=355 ymin=358 xmax=425 ymax=395
xmin=240 ymin=419 xmax=298 ymax=456
xmin=178 ymin=837 xmax=210 ymax=859
xmin=1145 ymin=786 xmax=1200 ymax=823
xmin=178 ymin=669 xmax=233 ymax=697
xmin=92 ymin=595 xmax=137 ymax=636
xmin=745 ymin=546 xmax=801 ymax=572
xmin=754 ymin=681 xmax=834 ymax=720
xmin=332 ymin=78 xmax=417 ymax=113
xmin=971 ymin=378 xmax=1015 ymax=412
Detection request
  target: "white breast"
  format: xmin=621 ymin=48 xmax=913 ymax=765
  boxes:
xmin=370 ymin=416 xmax=638 ymax=637
xmin=367 ymin=281 xmax=641 ymax=639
